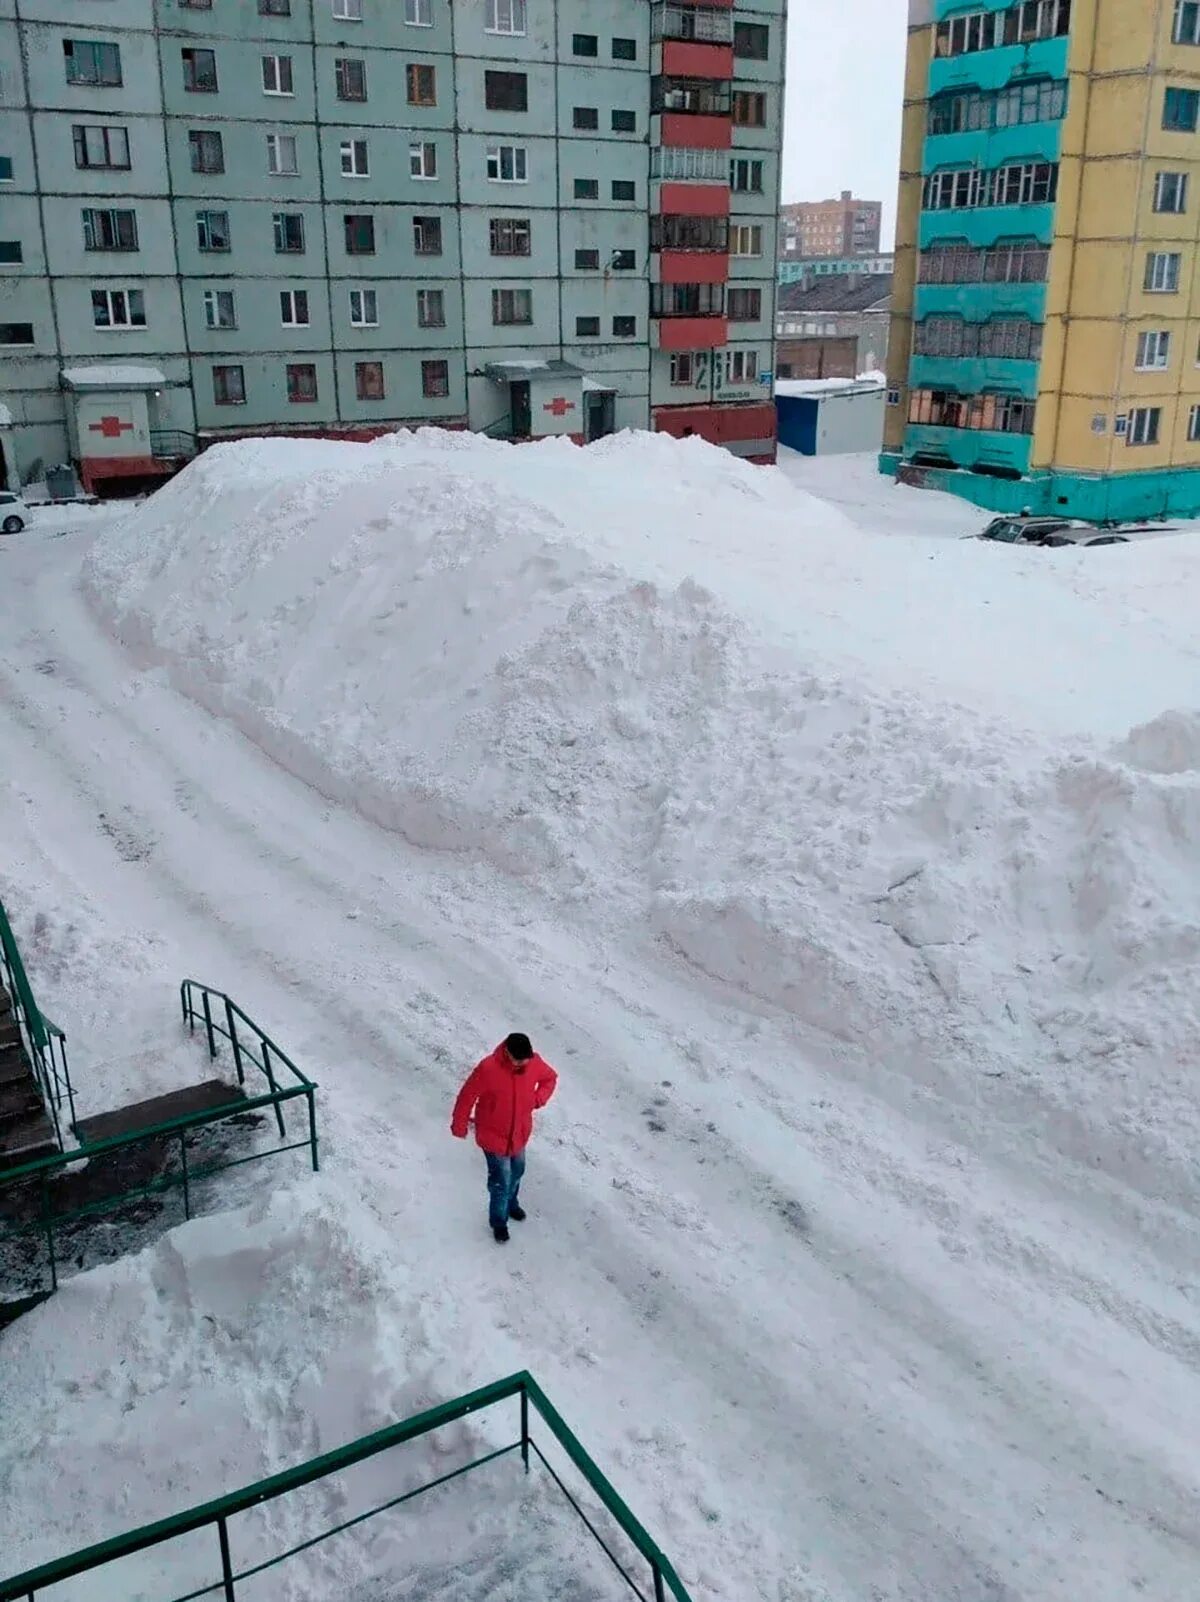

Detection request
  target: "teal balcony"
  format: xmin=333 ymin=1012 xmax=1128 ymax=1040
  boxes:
xmin=934 ymin=0 xmax=1017 ymax=14
xmin=903 ymin=423 xmax=1033 ymax=476
xmin=919 ymin=203 xmax=1056 ymax=250
xmin=909 ymin=354 xmax=1041 ymax=396
xmin=929 ymin=38 xmax=1070 ymax=96
xmin=923 ymin=118 xmax=1064 ymax=172
xmin=915 ymin=281 xmax=1048 ymax=320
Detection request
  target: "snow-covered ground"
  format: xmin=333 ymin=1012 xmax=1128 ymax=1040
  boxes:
xmin=1 ymin=430 xmax=1199 ymax=1601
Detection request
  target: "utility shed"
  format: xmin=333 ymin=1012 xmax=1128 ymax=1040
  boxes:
xmin=775 ymin=379 xmax=886 ymax=457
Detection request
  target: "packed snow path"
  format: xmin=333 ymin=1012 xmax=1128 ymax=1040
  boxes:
xmin=1 ymin=505 xmax=1198 ymax=1600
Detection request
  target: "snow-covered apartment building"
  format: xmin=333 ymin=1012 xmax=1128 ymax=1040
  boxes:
xmin=0 ymin=0 xmax=783 ymax=494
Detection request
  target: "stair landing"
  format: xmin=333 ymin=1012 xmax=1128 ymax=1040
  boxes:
xmin=75 ymin=1080 xmax=248 ymax=1147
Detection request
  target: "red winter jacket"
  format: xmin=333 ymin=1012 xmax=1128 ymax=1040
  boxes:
xmin=451 ymin=1044 xmax=558 ymax=1157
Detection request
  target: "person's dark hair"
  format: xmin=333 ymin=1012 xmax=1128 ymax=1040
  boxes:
xmin=504 ymin=1032 xmax=533 ymax=1062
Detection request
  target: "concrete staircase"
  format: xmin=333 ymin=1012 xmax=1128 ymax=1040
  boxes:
xmin=0 ymin=982 xmax=59 ymax=1172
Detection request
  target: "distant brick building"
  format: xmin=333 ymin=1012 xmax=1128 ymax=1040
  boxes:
xmin=774 ymin=273 xmax=892 ymax=379
xmin=780 ymin=192 xmax=882 ymax=260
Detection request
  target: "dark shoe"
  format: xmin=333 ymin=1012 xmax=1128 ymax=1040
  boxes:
xmin=492 ymin=1225 xmax=510 ymax=1243
xmin=508 ymin=1204 xmax=527 ymax=1223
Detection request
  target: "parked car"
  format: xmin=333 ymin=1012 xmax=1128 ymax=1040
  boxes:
xmin=0 ymin=491 xmax=28 ymax=534
xmin=976 ymin=515 xmax=1086 ymax=544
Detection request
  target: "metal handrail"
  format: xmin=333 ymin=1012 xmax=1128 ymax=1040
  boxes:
xmin=0 ymin=896 xmax=75 ymax=1144
xmin=0 ymin=1372 xmax=694 ymax=1602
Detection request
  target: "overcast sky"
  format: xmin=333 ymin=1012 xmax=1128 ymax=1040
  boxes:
xmin=781 ymin=0 xmax=908 ymax=246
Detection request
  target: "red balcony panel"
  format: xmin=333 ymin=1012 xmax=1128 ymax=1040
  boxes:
xmin=654 ymin=316 xmax=728 ymax=350
xmin=658 ymin=182 xmax=730 ymax=216
xmin=659 ymin=250 xmax=728 ymax=284
xmin=659 ymin=112 xmax=732 ymax=149
xmin=661 ymin=40 xmax=735 ymax=78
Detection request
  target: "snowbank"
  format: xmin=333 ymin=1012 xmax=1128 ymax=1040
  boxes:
xmin=83 ymin=429 xmax=1200 ymax=1186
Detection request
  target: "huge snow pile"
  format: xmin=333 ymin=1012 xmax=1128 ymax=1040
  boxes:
xmin=85 ymin=429 xmax=1200 ymax=1193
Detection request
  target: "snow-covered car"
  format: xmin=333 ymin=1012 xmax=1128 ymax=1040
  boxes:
xmin=976 ymin=516 xmax=1086 ymax=544
xmin=0 ymin=491 xmax=28 ymax=534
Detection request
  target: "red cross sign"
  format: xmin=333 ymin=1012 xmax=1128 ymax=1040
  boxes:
xmin=543 ymin=396 xmax=576 ymax=417
xmin=88 ymin=415 xmax=134 ymax=439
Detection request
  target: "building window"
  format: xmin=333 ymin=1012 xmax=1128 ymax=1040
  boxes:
xmin=935 ymin=1 xmax=1070 ymax=57
xmin=341 ymin=138 xmax=370 ymax=176
xmin=407 ymin=63 xmax=437 ymax=105
xmin=651 ymin=214 xmax=727 ymax=249
xmin=181 ymin=0 xmax=214 ymax=8
xmin=212 ymin=365 xmax=246 ymax=405
xmin=336 ymin=58 xmax=367 ymax=100
xmin=82 ymin=207 xmax=138 ymax=252
xmin=349 ymin=287 xmax=378 ymax=325
xmin=576 ymin=316 xmax=600 ymax=336
xmin=260 ymin=0 xmax=291 ymax=13
xmin=344 ymin=213 xmax=376 ymax=253
xmin=732 ymin=91 xmax=766 ymax=127
xmin=1145 ymin=251 xmax=1181 ymax=293
xmin=1135 ymin=330 xmax=1170 ymax=369
xmin=1126 ymin=406 xmax=1160 ymax=445
xmin=487 ymin=144 xmax=527 ymax=182
xmin=416 ymin=287 xmax=445 ymax=327
xmin=573 ymin=107 xmax=599 ymax=130
xmin=413 ymin=214 xmax=442 ymax=254
xmin=280 ymin=288 xmax=310 ymax=325
xmin=654 ymin=5 xmax=731 ymax=42
xmin=611 ymin=179 xmax=635 ymax=201
xmin=92 ymin=288 xmax=146 ymax=329
xmin=913 ymin=315 xmax=1043 ymax=360
xmin=1189 ymin=403 xmax=1200 ymax=441
xmin=649 ymin=282 xmax=724 ymax=317
xmin=733 ymin=21 xmax=769 ymax=57
xmin=489 ymin=217 xmax=530 ymax=255
xmin=410 ymin=142 xmax=438 ymax=179
xmin=730 ymin=157 xmax=764 ymax=193
xmin=726 ymin=349 xmax=758 ymax=383
xmin=274 ymin=211 xmax=305 ymax=252
xmin=930 ymin=79 xmax=1067 ymax=134
xmin=1163 ymin=86 xmax=1200 ymax=131
xmin=653 ymin=78 xmax=731 ymax=116
xmin=612 ymin=315 xmax=635 ymax=337
xmin=575 ymin=178 xmax=599 ymax=199
xmin=492 ymin=287 xmax=532 ymax=324
xmin=923 ymin=161 xmax=1058 ymax=210
xmin=73 ymin=124 xmax=130 ymax=170
xmin=0 ymin=241 xmax=22 ymax=264
xmin=727 ymin=287 xmax=762 ymax=321
xmin=611 ymin=109 xmax=636 ymax=132
xmin=63 ymin=39 xmax=122 ymax=87
xmin=262 ymin=55 xmax=294 ymax=95
xmin=406 ymin=0 xmax=433 ymax=23
xmin=730 ymin=224 xmax=763 ymax=256
xmin=182 ymin=48 xmax=219 ymax=92
xmin=196 ymin=209 xmax=231 ymax=252
xmin=422 ymin=359 xmax=450 ymax=397
xmin=267 ymin=133 xmax=298 ymax=174
xmin=203 ymin=288 xmax=237 ymax=329
xmin=189 ymin=130 xmax=225 ymax=173
xmin=907 ymin=388 xmax=1036 ymax=435
xmin=575 ymin=249 xmax=599 ymax=269
xmin=487 ymin=0 xmax=527 ymax=33
xmin=611 ymin=248 xmax=636 ymax=270
xmin=1176 ymin=0 xmax=1200 ymax=44
xmin=612 ymin=36 xmax=637 ymax=59
xmin=652 ymin=146 xmax=726 ymax=181
xmin=332 ymin=0 xmax=363 ymax=19
xmin=287 ymin=363 xmax=318 ymax=402
xmin=485 ymin=70 xmax=528 ymax=111
xmin=669 ymin=352 xmax=695 ymax=385
xmin=356 ymin=361 xmax=385 ymax=400
xmin=1154 ymin=171 xmax=1189 ymax=212
xmin=919 ymin=240 xmax=1048 ymax=284
xmin=573 ymin=33 xmax=598 ymax=56
xmin=0 ymin=322 xmax=35 ymax=346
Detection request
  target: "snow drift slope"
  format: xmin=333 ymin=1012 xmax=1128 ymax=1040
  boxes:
xmin=85 ymin=429 xmax=1200 ymax=1196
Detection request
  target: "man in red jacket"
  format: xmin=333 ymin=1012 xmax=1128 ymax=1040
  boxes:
xmin=451 ymin=1032 xmax=558 ymax=1243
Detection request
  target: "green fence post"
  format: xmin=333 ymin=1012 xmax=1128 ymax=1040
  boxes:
xmin=180 ymin=1130 xmax=190 ymax=1221
xmin=652 ymin=1562 xmax=666 ymax=1602
xmin=224 ymin=999 xmax=245 ymax=1086
xmin=520 ymin=1386 xmax=530 ymax=1474
xmin=217 ymin=1517 xmax=236 ymax=1602
xmin=260 ymin=1041 xmax=286 ymax=1139
xmin=201 ymin=991 xmax=217 ymax=1060
xmin=307 ymin=1089 xmax=319 ymax=1172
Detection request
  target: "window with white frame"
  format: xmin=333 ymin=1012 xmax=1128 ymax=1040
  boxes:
xmin=273 ymin=211 xmax=305 ymax=252
xmin=1135 ymin=330 xmax=1170 ymax=369
xmin=82 ymin=207 xmax=138 ymax=251
xmin=332 ymin=0 xmax=363 ymax=18
xmin=280 ymin=288 xmax=310 ymax=325
xmin=262 ymin=55 xmax=294 ymax=95
xmin=486 ymin=144 xmax=527 ymax=182
xmin=349 ymin=287 xmax=378 ymax=325
xmin=203 ymin=288 xmax=236 ymax=329
xmin=73 ymin=124 xmax=130 ymax=170
xmin=650 ymin=146 xmax=726 ymax=181
xmin=405 ymin=0 xmax=433 ymax=22
xmin=1145 ymin=252 xmax=1181 ymax=293
xmin=410 ymin=141 xmax=437 ymax=178
xmin=729 ymin=224 xmax=762 ymax=256
xmin=341 ymin=138 xmax=369 ymax=176
xmin=267 ymin=133 xmax=299 ymax=174
xmin=335 ymin=57 xmax=367 ymax=99
xmin=91 ymin=287 xmax=146 ymax=328
xmin=1175 ymin=0 xmax=1200 ymax=45
xmin=730 ymin=156 xmax=764 ymax=193
xmin=1189 ymin=402 xmax=1200 ymax=441
xmin=1126 ymin=406 xmax=1161 ymax=446
xmin=492 ymin=286 xmax=532 ymax=324
xmin=417 ymin=288 xmax=445 ymax=327
xmin=196 ymin=209 xmax=230 ymax=252
xmin=487 ymin=0 xmax=526 ymax=33
xmin=669 ymin=352 xmax=695 ymax=385
xmin=1153 ymin=171 xmax=1189 ymax=213
xmin=725 ymin=349 xmax=758 ymax=384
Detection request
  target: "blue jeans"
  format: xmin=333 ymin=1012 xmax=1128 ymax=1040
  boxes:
xmin=484 ymin=1149 xmax=526 ymax=1229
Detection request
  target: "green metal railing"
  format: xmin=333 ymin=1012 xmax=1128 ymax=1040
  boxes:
xmin=0 ymin=983 xmax=317 ymax=1300
xmin=0 ymin=895 xmax=75 ymax=1147
xmin=0 ymin=1372 xmax=695 ymax=1602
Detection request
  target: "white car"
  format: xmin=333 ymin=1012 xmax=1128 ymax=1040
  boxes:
xmin=0 ymin=491 xmax=28 ymax=534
